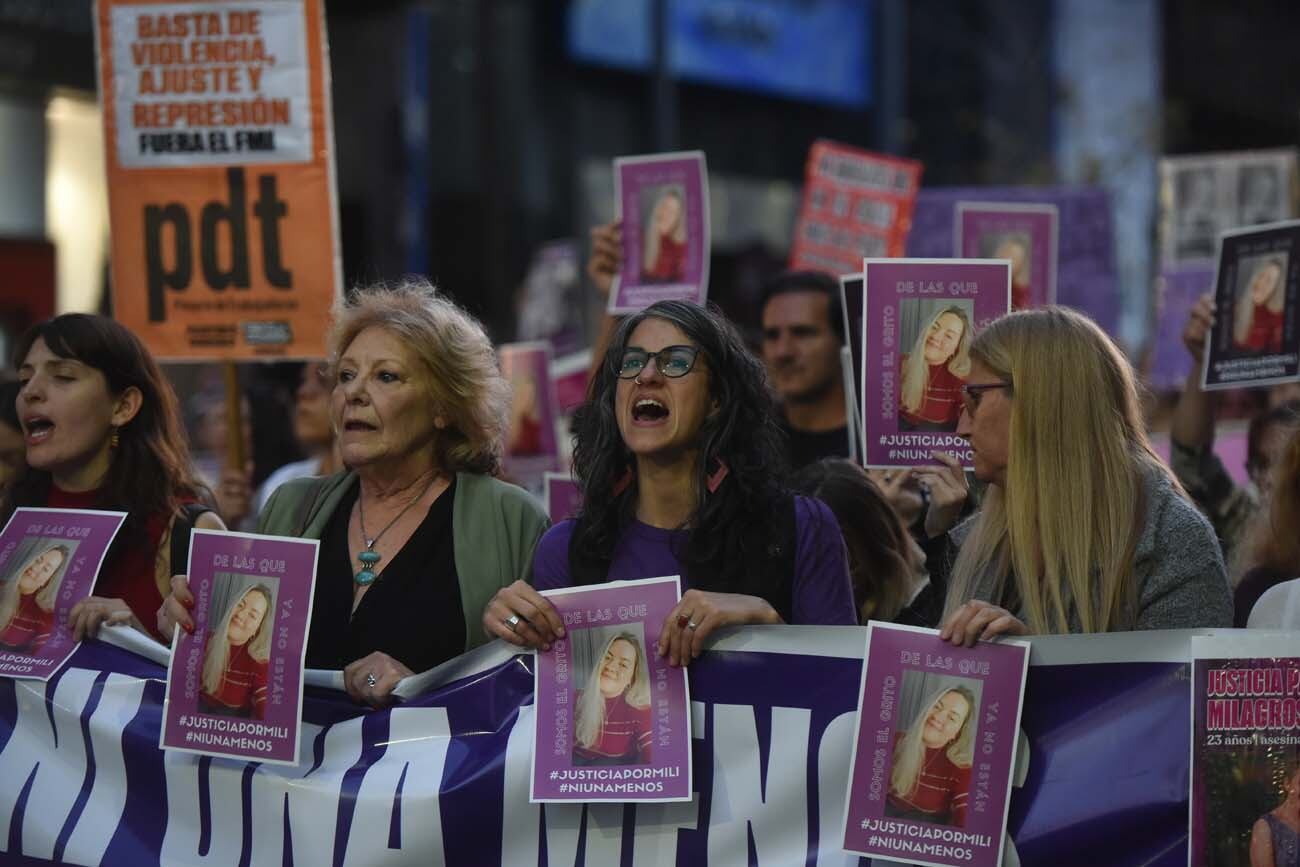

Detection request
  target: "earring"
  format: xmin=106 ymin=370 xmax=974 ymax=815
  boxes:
xmin=612 ymin=466 xmax=634 ymax=496
xmin=706 ymin=458 xmax=730 ymax=493
xmin=110 ymin=427 xmax=120 ymax=449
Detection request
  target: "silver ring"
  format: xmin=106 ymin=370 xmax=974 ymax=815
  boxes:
xmin=365 ymin=672 xmax=377 ymax=688
xmin=506 ymin=614 xmax=522 ymax=633
xmin=687 ymin=620 xmax=698 ymax=630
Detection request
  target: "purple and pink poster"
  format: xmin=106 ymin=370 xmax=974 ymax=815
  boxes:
xmin=1189 ymin=632 xmax=1300 ymax=867
xmin=842 ymin=622 xmax=1029 ymax=867
xmin=609 ymin=151 xmax=710 ymax=314
xmin=862 ymin=258 xmax=1011 ymax=469
xmin=543 ymin=472 xmax=583 ymax=524
xmin=500 ymin=341 xmax=561 ymax=486
xmin=955 ymin=202 xmax=1059 ymax=310
xmin=1147 ymin=265 xmax=1215 ymax=391
xmin=0 ymin=507 xmax=126 ymax=681
xmin=159 ymin=529 xmax=318 ymax=766
xmin=531 ymin=575 xmax=691 ymax=803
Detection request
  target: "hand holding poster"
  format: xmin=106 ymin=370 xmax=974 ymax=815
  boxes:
xmin=1190 ymin=632 xmax=1300 ymax=867
xmin=955 ymin=202 xmax=1059 ymax=309
xmin=0 ymin=508 xmax=126 ymax=680
xmin=862 ymin=258 xmax=1011 ymax=468
xmin=531 ymin=575 xmax=691 ymax=802
xmin=160 ymin=529 xmax=317 ymax=765
xmin=843 ymin=622 xmax=1029 ymax=867
xmin=608 ymin=152 xmax=710 ymax=314
xmin=1201 ymin=220 xmax=1300 ymax=390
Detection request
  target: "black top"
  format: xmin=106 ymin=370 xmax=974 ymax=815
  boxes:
xmin=781 ymin=418 xmax=851 ymax=471
xmin=305 ymin=478 xmax=466 ymax=673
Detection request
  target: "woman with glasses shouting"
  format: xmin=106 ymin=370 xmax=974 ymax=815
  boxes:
xmin=924 ymin=307 xmax=1232 ymax=646
xmin=483 ymin=300 xmax=856 ymax=664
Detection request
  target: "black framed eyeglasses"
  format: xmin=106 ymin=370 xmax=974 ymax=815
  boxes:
xmin=616 ymin=345 xmax=701 ymax=380
xmin=960 ymin=382 xmax=1012 ymax=414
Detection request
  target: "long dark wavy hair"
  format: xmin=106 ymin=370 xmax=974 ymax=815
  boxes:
xmin=568 ymin=300 xmax=790 ymax=591
xmin=2 ymin=314 xmax=209 ymax=545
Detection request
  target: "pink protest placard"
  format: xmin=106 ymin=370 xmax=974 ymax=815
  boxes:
xmin=842 ymin=622 xmax=1029 ymax=867
xmin=531 ymin=575 xmax=691 ymax=803
xmin=954 ymin=202 xmax=1059 ymax=310
xmin=543 ymin=472 xmax=583 ymax=524
xmin=862 ymin=258 xmax=1011 ymax=469
xmin=0 ymin=508 xmax=126 ymax=681
xmin=609 ymin=151 xmax=710 ymax=314
xmin=159 ymin=529 xmax=318 ymax=766
xmin=501 ymin=341 xmax=561 ymax=487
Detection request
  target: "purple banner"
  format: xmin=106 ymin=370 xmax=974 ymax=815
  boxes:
xmin=955 ymin=202 xmax=1059 ymax=310
xmin=159 ymin=530 xmax=318 ymax=765
xmin=1203 ymin=220 xmax=1300 ymax=390
xmin=844 ymin=623 xmax=1028 ymax=866
xmin=862 ymin=258 xmax=1011 ymax=469
xmin=532 ymin=576 xmax=690 ymax=802
xmin=609 ymin=151 xmax=710 ymax=314
xmin=907 ymin=186 xmax=1119 ymax=337
xmin=0 ymin=508 xmax=126 ymax=681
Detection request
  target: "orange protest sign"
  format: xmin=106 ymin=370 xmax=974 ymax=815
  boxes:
xmin=95 ymin=0 xmax=340 ymax=360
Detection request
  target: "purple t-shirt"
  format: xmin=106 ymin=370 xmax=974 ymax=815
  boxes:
xmin=532 ymin=496 xmax=856 ymax=625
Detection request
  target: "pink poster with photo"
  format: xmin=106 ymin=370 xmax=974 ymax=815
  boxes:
xmin=501 ymin=341 xmax=561 ymax=485
xmin=862 ymin=258 xmax=1011 ymax=469
xmin=159 ymin=529 xmax=318 ymax=766
xmin=842 ymin=622 xmax=1029 ymax=867
xmin=955 ymin=202 xmax=1058 ymax=310
xmin=609 ymin=151 xmax=710 ymax=314
xmin=0 ymin=508 xmax=126 ymax=681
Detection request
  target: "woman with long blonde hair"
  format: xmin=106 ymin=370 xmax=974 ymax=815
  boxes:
xmin=573 ymin=632 xmax=653 ymax=765
xmin=887 ymin=685 xmax=976 ymax=826
xmin=1234 ymin=258 xmax=1286 ymax=354
xmin=642 ymin=188 xmax=687 ymax=284
xmin=0 ymin=544 xmax=70 ymax=651
xmin=899 ymin=306 xmax=972 ymax=432
xmin=199 ymin=584 xmax=273 ymax=719
xmin=926 ymin=307 xmax=1231 ymax=644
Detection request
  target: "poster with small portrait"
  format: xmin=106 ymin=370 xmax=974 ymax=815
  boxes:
xmin=500 ymin=341 xmax=561 ymax=489
xmin=543 ymin=472 xmax=583 ymax=524
xmin=1189 ymin=632 xmax=1300 ymax=867
xmin=842 ymin=622 xmax=1029 ymax=867
xmin=159 ymin=529 xmax=318 ymax=766
xmin=531 ymin=575 xmax=691 ymax=803
xmin=954 ymin=202 xmax=1059 ymax=310
xmin=1202 ymin=220 xmax=1300 ymax=391
xmin=862 ymin=258 xmax=1011 ymax=469
xmin=608 ymin=151 xmax=710 ymax=314
xmin=1159 ymin=149 xmax=1298 ymax=269
xmin=0 ymin=508 xmax=126 ymax=681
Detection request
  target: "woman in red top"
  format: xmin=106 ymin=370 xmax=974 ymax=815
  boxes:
xmin=4 ymin=314 xmax=223 ymax=643
xmin=0 ymin=543 xmax=70 ymax=651
xmin=573 ymin=632 xmax=653 ymax=765
xmin=642 ymin=188 xmax=687 ymax=284
xmin=899 ymin=306 xmax=973 ymax=432
xmin=200 ymin=584 xmax=272 ymax=719
xmin=887 ymin=685 xmax=976 ymax=827
xmin=1235 ymin=258 xmax=1287 ymax=354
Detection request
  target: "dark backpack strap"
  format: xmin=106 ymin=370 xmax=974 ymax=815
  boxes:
xmin=169 ymin=502 xmax=213 ymax=576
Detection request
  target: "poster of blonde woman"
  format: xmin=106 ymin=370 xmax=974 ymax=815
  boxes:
xmin=608 ymin=151 xmax=710 ymax=314
xmin=955 ymin=202 xmax=1059 ymax=310
xmin=0 ymin=507 xmax=125 ymax=680
xmin=842 ymin=622 xmax=1028 ymax=867
xmin=1202 ymin=221 xmax=1300 ymax=390
xmin=499 ymin=342 xmax=560 ymax=490
xmin=161 ymin=529 xmax=318 ymax=765
xmin=531 ymin=575 xmax=691 ymax=803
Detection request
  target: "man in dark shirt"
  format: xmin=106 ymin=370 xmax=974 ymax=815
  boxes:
xmin=760 ymin=271 xmax=852 ymax=469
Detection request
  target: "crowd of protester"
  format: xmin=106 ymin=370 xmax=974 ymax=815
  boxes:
xmin=15 ymin=211 xmax=1300 ymax=709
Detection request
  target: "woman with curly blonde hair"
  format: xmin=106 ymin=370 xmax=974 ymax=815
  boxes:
xmin=161 ymin=280 xmax=548 ymax=706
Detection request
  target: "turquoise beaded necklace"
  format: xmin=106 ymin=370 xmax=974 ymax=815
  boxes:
xmin=354 ymin=476 xmax=438 ymax=586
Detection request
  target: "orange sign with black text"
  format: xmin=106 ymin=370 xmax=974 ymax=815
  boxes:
xmin=95 ymin=0 xmax=340 ymax=359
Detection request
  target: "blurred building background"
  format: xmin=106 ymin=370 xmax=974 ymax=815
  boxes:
xmin=0 ymin=0 xmax=1296 ymax=360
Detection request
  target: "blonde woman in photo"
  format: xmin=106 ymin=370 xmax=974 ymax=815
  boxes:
xmin=642 ymin=188 xmax=687 ymax=284
xmin=0 ymin=544 xmax=71 ymax=652
xmin=1234 ymin=258 xmax=1286 ymax=355
xmin=573 ymin=632 xmax=652 ymax=766
xmin=886 ymin=685 xmax=976 ymax=826
xmin=923 ymin=307 xmax=1232 ymax=644
xmin=899 ymin=305 xmax=972 ymax=432
xmin=199 ymin=584 xmax=273 ymax=720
